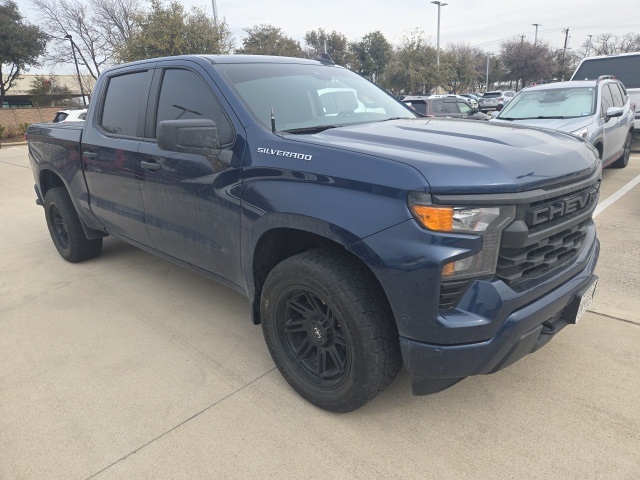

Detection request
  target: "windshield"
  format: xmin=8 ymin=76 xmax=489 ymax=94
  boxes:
xmin=498 ymin=87 xmax=596 ymax=119
xmin=213 ymin=62 xmax=416 ymax=132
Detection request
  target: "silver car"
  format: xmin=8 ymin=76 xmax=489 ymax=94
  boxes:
xmin=478 ymin=90 xmax=515 ymax=112
xmin=491 ymin=78 xmax=635 ymax=168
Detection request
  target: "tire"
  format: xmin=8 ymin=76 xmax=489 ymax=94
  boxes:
xmin=611 ymin=131 xmax=632 ymax=168
xmin=44 ymin=187 xmax=103 ymax=262
xmin=260 ymin=249 xmax=401 ymax=412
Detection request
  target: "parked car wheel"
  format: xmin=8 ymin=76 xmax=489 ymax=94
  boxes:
xmin=611 ymin=131 xmax=632 ymax=168
xmin=260 ymin=249 xmax=401 ymax=412
xmin=44 ymin=187 xmax=103 ymax=262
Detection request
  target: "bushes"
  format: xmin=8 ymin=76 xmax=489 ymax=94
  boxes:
xmin=0 ymin=123 xmax=28 ymax=141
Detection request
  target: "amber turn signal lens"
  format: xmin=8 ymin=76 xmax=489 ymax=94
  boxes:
xmin=410 ymin=205 xmax=454 ymax=231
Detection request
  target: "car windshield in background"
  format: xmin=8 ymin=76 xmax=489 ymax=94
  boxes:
xmin=482 ymin=92 xmax=501 ymax=98
xmin=213 ymin=63 xmax=416 ymax=132
xmin=499 ymin=87 xmax=596 ymax=120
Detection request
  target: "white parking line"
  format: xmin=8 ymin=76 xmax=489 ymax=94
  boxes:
xmin=594 ymin=174 xmax=640 ymax=218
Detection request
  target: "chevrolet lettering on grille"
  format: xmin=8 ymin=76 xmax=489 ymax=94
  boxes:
xmin=526 ymin=185 xmax=599 ymax=226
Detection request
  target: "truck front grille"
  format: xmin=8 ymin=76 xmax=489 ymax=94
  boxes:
xmin=496 ymin=180 xmax=599 ymax=287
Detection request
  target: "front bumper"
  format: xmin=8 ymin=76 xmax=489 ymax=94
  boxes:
xmin=402 ymin=238 xmax=599 ymax=395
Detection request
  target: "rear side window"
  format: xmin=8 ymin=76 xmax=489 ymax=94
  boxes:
xmin=155 ymin=69 xmax=234 ymax=146
xmin=444 ymin=101 xmax=458 ymax=113
xmin=100 ymin=71 xmax=151 ymax=137
xmin=432 ymin=99 xmax=445 ymax=113
xmin=53 ymin=112 xmax=67 ymax=123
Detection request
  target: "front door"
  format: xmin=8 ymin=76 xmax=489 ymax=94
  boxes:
xmin=137 ymin=64 xmax=245 ymax=286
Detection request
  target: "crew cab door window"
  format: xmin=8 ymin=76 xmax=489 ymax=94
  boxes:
xmin=154 ymin=69 xmax=234 ymax=145
xmin=100 ymin=71 xmax=149 ymax=137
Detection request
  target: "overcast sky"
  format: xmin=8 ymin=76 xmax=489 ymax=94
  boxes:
xmin=22 ymin=0 xmax=640 ymax=74
xmin=191 ymin=0 xmax=639 ymax=52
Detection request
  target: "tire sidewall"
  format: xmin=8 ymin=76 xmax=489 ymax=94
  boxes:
xmin=44 ymin=189 xmax=73 ymax=260
xmin=261 ymin=255 xmax=384 ymax=411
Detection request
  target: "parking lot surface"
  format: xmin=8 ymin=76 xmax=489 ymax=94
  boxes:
xmin=1 ymin=142 xmax=639 ymax=479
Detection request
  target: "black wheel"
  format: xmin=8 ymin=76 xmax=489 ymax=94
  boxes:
xmin=611 ymin=131 xmax=632 ymax=168
xmin=260 ymin=249 xmax=401 ymax=412
xmin=44 ymin=187 xmax=102 ymax=262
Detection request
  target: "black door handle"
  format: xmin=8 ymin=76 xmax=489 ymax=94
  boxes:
xmin=83 ymin=151 xmax=97 ymax=159
xmin=140 ymin=160 xmax=162 ymax=171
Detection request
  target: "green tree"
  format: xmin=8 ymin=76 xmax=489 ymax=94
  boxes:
xmin=117 ymin=0 xmax=233 ymax=62
xmin=350 ymin=31 xmax=392 ymax=82
xmin=303 ymin=29 xmax=354 ymax=67
xmin=500 ymin=39 xmax=555 ymax=89
xmin=442 ymin=43 xmax=485 ymax=93
xmin=0 ymin=0 xmax=47 ymax=107
xmin=28 ymin=75 xmax=73 ymax=106
xmin=383 ymin=30 xmax=438 ymax=95
xmin=236 ymin=24 xmax=302 ymax=57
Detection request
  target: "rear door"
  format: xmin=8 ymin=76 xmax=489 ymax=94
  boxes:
xmin=137 ymin=61 xmax=245 ymax=285
xmin=82 ymin=66 xmax=155 ymax=244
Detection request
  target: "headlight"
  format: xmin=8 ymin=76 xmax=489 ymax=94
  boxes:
xmin=570 ymin=126 xmax=589 ymax=139
xmin=408 ymin=192 xmax=515 ymax=280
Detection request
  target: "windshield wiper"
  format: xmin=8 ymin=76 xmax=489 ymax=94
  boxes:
xmin=503 ymin=116 xmax=568 ymax=120
xmin=281 ymin=125 xmax=337 ymax=134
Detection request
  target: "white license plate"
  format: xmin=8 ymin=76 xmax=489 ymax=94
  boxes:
xmin=575 ymin=279 xmax=597 ymax=323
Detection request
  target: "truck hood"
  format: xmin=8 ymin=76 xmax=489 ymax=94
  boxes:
xmin=490 ymin=116 xmax=593 ymax=134
xmin=287 ymin=118 xmax=598 ymax=194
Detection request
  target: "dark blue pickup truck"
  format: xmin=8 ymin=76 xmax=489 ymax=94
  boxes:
xmin=27 ymin=55 xmax=600 ymax=412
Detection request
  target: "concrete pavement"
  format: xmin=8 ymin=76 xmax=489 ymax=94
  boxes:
xmin=1 ymin=144 xmax=639 ymax=479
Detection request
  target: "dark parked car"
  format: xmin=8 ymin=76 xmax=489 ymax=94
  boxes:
xmin=402 ymin=95 xmax=490 ymax=120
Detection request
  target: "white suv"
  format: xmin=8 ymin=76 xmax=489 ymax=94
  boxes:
xmin=52 ymin=108 xmax=88 ymax=123
xmin=478 ymin=90 xmax=516 ymax=112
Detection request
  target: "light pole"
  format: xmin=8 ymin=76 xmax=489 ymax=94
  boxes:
xmin=532 ymin=23 xmax=541 ymax=46
xmin=587 ymin=34 xmax=593 ymax=56
xmin=431 ymin=1 xmax=448 ymax=94
xmin=64 ymin=34 xmax=86 ymax=106
xmin=211 ymin=0 xmax=218 ymax=28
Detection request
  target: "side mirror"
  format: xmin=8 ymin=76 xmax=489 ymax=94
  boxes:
xmin=157 ymin=119 xmax=221 ymax=156
xmin=472 ymin=107 xmax=479 ymax=114
xmin=605 ymin=106 xmax=624 ymax=121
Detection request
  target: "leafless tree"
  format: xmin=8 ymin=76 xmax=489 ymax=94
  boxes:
xmin=30 ymin=0 xmax=141 ymax=81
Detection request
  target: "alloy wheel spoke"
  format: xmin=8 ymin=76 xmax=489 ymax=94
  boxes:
xmin=295 ymin=337 xmax=314 ymax=360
